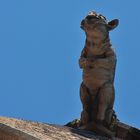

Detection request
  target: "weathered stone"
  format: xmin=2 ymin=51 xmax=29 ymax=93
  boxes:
xmin=0 ymin=116 xmax=140 ymax=140
xmin=0 ymin=116 xmax=110 ymax=140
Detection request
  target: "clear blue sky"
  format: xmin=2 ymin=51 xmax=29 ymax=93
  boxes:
xmin=0 ymin=0 xmax=140 ymax=128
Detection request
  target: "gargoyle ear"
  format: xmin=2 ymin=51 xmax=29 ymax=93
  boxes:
xmin=107 ymin=19 xmax=119 ymax=31
xmin=80 ymin=20 xmax=85 ymax=30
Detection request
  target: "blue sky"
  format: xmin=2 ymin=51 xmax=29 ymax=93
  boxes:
xmin=0 ymin=0 xmax=140 ymax=128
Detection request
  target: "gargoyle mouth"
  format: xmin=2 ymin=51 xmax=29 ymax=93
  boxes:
xmin=86 ymin=15 xmax=98 ymax=21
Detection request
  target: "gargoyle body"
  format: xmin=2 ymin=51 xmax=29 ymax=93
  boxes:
xmin=79 ymin=11 xmax=119 ymax=138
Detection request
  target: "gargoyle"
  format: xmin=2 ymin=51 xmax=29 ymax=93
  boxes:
xmin=79 ymin=11 xmax=119 ymax=138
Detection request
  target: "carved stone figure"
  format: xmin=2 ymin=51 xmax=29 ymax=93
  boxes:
xmin=79 ymin=11 xmax=119 ymax=138
xmin=66 ymin=11 xmax=140 ymax=140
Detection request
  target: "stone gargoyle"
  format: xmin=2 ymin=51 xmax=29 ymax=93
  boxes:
xmin=66 ymin=11 xmax=140 ymax=140
xmin=79 ymin=11 xmax=119 ymax=138
xmin=66 ymin=11 xmax=119 ymax=138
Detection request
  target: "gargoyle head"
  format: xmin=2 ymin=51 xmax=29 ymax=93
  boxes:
xmin=81 ymin=11 xmax=119 ymax=44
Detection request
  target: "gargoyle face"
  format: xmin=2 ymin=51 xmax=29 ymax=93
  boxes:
xmin=81 ymin=11 xmax=119 ymax=43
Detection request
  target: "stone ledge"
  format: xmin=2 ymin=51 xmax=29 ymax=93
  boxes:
xmin=0 ymin=116 xmax=140 ymax=140
xmin=0 ymin=116 xmax=109 ymax=140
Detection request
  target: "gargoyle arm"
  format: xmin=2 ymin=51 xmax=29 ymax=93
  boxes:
xmin=79 ymin=47 xmax=91 ymax=69
xmin=92 ymin=48 xmax=117 ymax=69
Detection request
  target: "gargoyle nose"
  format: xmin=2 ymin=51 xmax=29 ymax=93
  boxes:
xmin=88 ymin=11 xmax=97 ymax=16
xmin=86 ymin=11 xmax=99 ymax=22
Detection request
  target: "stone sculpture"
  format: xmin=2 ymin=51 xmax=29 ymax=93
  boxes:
xmin=65 ymin=11 xmax=140 ymax=140
xmin=79 ymin=11 xmax=119 ymax=138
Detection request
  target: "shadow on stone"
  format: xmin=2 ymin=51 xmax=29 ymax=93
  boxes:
xmin=116 ymin=122 xmax=140 ymax=140
xmin=126 ymin=127 xmax=140 ymax=140
xmin=69 ymin=127 xmax=109 ymax=140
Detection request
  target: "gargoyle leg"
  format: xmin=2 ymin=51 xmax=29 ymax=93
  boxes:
xmin=97 ymin=83 xmax=115 ymax=124
xmin=80 ymin=82 xmax=91 ymax=125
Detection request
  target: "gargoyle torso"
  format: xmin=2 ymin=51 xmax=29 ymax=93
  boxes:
xmin=80 ymin=39 xmax=116 ymax=91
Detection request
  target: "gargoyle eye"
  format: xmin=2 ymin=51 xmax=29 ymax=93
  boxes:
xmin=98 ymin=14 xmax=107 ymax=21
